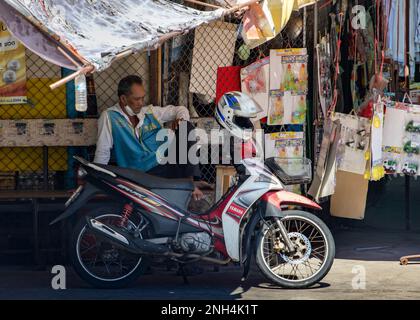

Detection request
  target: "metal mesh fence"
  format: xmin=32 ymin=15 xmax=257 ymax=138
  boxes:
xmin=0 ymin=50 xmax=150 ymax=192
xmin=0 ymin=7 xmax=310 ymax=191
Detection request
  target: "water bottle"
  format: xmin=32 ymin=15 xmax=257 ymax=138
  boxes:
xmin=75 ymin=74 xmax=88 ymax=112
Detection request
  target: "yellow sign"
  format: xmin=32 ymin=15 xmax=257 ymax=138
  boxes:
xmin=0 ymin=21 xmax=27 ymax=105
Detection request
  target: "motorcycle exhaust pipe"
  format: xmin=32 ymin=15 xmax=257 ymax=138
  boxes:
xmin=85 ymin=217 xmax=169 ymax=255
xmin=85 ymin=218 xmax=231 ymax=265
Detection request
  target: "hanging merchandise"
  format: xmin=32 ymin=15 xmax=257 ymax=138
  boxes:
xmin=328 ymin=11 xmax=346 ymax=114
xmin=241 ymin=57 xmax=270 ymax=121
xmin=386 ymin=0 xmax=417 ymax=79
xmin=382 ymin=100 xmax=406 ymax=174
xmin=268 ymin=48 xmax=308 ymax=125
xmin=189 ymin=21 xmax=237 ymax=99
xmin=331 ymin=112 xmax=371 ymax=175
xmin=264 ymin=131 xmax=304 ymax=158
xmin=283 ymin=11 xmax=303 ymax=41
xmin=75 ymin=74 xmax=88 ymax=112
xmin=382 ymin=96 xmax=420 ymax=177
xmin=216 ymin=66 xmax=242 ymax=104
xmin=0 ymin=20 xmax=27 ymax=105
xmin=316 ymin=35 xmax=333 ymax=117
xmin=268 ymin=0 xmax=294 ymax=33
xmin=308 ymin=118 xmax=342 ymax=202
xmin=241 ymin=0 xmax=276 ymax=49
xmin=368 ymin=95 xmax=385 ymax=181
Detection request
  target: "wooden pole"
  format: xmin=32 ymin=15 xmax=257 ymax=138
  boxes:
xmin=404 ymin=0 xmax=410 ymax=231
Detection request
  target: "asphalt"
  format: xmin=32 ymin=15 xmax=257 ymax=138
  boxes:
xmin=0 ymin=229 xmax=420 ymax=300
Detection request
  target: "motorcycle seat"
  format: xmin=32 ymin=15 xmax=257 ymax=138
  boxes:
xmin=94 ymin=164 xmax=194 ymax=191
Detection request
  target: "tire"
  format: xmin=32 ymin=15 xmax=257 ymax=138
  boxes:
xmin=255 ymin=210 xmax=335 ymax=289
xmin=69 ymin=204 xmax=149 ymax=289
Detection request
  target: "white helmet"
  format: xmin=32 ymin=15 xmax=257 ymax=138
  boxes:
xmin=215 ymin=91 xmax=261 ymax=140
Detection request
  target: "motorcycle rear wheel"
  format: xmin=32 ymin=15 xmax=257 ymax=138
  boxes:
xmin=255 ymin=210 xmax=335 ymax=289
xmin=69 ymin=204 xmax=148 ymax=289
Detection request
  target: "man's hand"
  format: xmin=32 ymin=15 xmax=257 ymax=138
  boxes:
xmin=192 ymin=187 xmax=204 ymax=201
xmin=170 ymin=118 xmax=184 ymax=131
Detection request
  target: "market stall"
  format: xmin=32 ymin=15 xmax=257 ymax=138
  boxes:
xmin=1 ymin=0 xmax=419 ymax=267
xmin=0 ymin=0 xmax=315 ymax=265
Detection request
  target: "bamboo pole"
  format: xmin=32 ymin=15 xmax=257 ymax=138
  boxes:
xmin=183 ymin=0 xmax=224 ymax=10
xmin=57 ymin=46 xmax=82 ymax=69
xmin=49 ymin=65 xmax=94 ymax=90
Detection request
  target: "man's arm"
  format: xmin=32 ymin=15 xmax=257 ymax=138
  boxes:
xmin=93 ymin=111 xmax=113 ymax=164
xmin=151 ymin=105 xmax=190 ymax=123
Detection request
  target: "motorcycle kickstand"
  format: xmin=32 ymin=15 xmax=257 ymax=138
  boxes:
xmin=177 ymin=264 xmax=190 ymax=285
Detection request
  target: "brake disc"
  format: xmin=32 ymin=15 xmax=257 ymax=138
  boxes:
xmin=279 ymin=232 xmax=312 ymax=265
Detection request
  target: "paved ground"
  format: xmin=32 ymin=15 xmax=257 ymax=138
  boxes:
xmin=1 ymin=229 xmax=420 ymax=300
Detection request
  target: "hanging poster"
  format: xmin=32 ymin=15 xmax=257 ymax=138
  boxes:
xmin=0 ymin=20 xmax=27 ymax=105
xmin=240 ymin=56 xmax=270 ymax=121
xmin=268 ymin=48 xmax=308 ymax=125
xmin=264 ymin=131 xmax=304 ymax=159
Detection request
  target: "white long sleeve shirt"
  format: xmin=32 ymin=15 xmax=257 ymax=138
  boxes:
xmin=94 ymin=104 xmax=190 ymax=165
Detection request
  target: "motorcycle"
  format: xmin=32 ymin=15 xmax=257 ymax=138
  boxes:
xmin=51 ymin=149 xmax=335 ymax=289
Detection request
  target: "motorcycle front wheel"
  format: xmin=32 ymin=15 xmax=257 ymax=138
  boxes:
xmin=255 ymin=210 xmax=335 ymax=289
xmin=69 ymin=204 xmax=149 ymax=289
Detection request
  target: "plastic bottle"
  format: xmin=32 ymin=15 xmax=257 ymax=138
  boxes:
xmin=75 ymin=74 xmax=88 ymax=112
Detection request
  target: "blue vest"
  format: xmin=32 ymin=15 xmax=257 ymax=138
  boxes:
xmin=108 ymin=109 xmax=164 ymax=172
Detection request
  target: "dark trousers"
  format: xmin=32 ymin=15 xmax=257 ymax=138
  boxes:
xmin=147 ymin=121 xmax=201 ymax=180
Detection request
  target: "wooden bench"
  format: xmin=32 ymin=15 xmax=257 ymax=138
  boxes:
xmin=0 ymin=190 xmax=72 ymax=266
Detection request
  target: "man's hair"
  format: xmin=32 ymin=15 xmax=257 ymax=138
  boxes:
xmin=118 ymin=75 xmax=143 ymax=98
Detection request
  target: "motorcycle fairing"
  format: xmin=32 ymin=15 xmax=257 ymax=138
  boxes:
xmin=221 ymin=159 xmax=284 ymax=261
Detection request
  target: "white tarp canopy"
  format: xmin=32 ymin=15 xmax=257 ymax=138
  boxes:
xmin=0 ymin=0 xmax=228 ymax=71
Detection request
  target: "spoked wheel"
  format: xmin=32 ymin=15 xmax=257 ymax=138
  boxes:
xmin=256 ymin=211 xmax=335 ymax=289
xmin=69 ymin=205 xmax=148 ymax=288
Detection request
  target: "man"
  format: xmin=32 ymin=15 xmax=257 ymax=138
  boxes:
xmin=94 ymin=75 xmax=204 ymax=200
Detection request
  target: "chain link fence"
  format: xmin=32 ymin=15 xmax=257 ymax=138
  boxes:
xmin=0 ymin=50 xmax=150 ymax=192
xmin=0 ymin=7 xmax=310 ymax=191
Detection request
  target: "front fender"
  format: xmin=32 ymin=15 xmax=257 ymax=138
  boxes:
xmin=261 ymin=190 xmax=322 ymax=212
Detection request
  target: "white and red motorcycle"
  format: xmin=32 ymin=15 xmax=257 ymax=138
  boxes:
xmin=51 ymin=153 xmax=335 ymax=289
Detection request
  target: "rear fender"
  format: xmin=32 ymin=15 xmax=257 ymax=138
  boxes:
xmin=50 ymin=182 xmax=102 ymax=225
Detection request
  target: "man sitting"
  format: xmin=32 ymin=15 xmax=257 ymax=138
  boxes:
xmin=94 ymin=75 xmax=204 ymax=200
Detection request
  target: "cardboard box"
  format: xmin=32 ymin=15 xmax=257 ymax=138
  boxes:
xmin=215 ymin=165 xmax=237 ymax=202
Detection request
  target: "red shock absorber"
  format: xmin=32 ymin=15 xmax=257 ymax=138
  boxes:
xmin=119 ymin=203 xmax=134 ymax=227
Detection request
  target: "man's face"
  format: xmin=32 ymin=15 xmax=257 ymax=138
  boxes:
xmin=120 ymin=83 xmax=146 ymax=114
